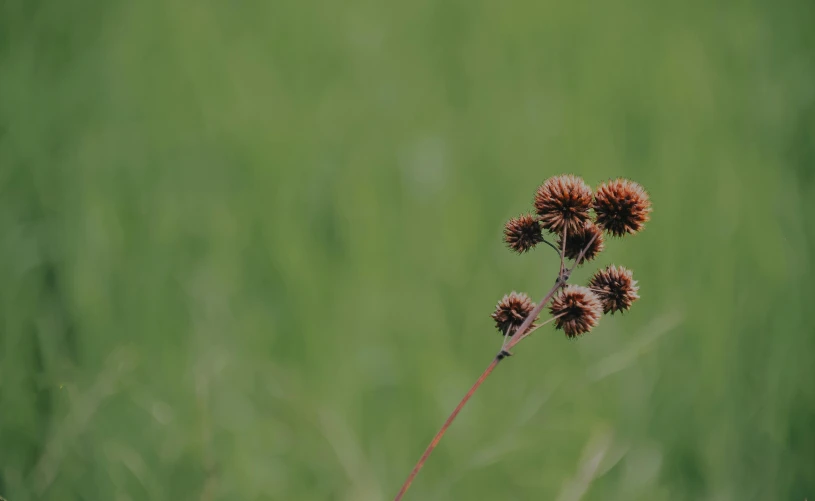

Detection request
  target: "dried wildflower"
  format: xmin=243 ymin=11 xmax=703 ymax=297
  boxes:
xmin=503 ymin=214 xmax=544 ymax=253
xmin=589 ymin=265 xmax=639 ymax=314
xmin=549 ymin=285 xmax=602 ymax=338
xmin=558 ymin=220 xmax=604 ymax=264
xmin=534 ymin=175 xmax=593 ymax=235
xmin=491 ymin=292 xmax=537 ymax=336
xmin=593 ymin=178 xmax=652 ymax=237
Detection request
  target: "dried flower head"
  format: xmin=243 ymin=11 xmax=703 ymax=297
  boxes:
xmin=534 ymin=175 xmax=593 ymax=235
xmin=549 ymin=285 xmax=602 ymax=338
xmin=593 ymin=179 xmax=652 ymax=237
xmin=491 ymin=291 xmax=537 ymax=336
xmin=503 ymin=214 xmax=544 ymax=253
xmin=589 ymin=265 xmax=640 ymax=314
xmin=558 ymin=220 xmax=605 ymax=264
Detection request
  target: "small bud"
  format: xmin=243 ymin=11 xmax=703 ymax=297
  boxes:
xmin=593 ymin=179 xmax=652 ymax=237
xmin=534 ymin=175 xmax=593 ymax=235
xmin=557 ymin=221 xmax=604 ymax=265
xmin=549 ymin=285 xmax=602 ymax=338
xmin=491 ymin=292 xmax=537 ymax=336
xmin=589 ymin=265 xmax=640 ymax=314
xmin=503 ymin=214 xmax=544 ymax=253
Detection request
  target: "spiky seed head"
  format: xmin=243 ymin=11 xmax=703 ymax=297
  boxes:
xmin=549 ymin=285 xmax=602 ymax=338
xmin=589 ymin=265 xmax=640 ymax=314
xmin=534 ymin=175 xmax=593 ymax=235
xmin=593 ymin=178 xmax=652 ymax=237
xmin=558 ymin=220 xmax=605 ymax=265
xmin=503 ymin=214 xmax=544 ymax=253
xmin=491 ymin=291 xmax=537 ymax=336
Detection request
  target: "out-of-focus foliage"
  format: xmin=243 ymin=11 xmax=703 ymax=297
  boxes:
xmin=1 ymin=0 xmax=814 ymax=499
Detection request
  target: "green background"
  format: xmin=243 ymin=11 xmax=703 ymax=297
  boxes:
xmin=1 ymin=0 xmax=814 ymax=499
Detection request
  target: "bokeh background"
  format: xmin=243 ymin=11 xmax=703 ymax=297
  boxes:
xmin=1 ymin=0 xmax=814 ymax=500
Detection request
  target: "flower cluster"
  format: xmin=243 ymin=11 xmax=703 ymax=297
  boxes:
xmin=493 ymin=175 xmax=650 ymax=339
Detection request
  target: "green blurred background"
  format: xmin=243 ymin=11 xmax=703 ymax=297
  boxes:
xmin=1 ymin=0 xmax=814 ymax=499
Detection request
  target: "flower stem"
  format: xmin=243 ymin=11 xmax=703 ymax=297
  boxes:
xmin=394 ymin=282 xmax=563 ymax=501
xmin=393 ymin=354 xmax=505 ymax=501
xmin=393 ymin=234 xmax=599 ymax=500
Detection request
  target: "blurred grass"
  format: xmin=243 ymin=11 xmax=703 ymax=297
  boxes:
xmin=1 ymin=0 xmax=814 ymax=500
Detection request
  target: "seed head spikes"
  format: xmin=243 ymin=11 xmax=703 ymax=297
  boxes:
xmin=593 ymin=178 xmax=652 ymax=236
xmin=549 ymin=285 xmax=603 ymax=337
xmin=589 ymin=265 xmax=640 ymax=314
xmin=491 ymin=291 xmax=537 ymax=336
xmin=558 ymin=220 xmax=604 ymax=264
xmin=503 ymin=214 xmax=544 ymax=253
xmin=534 ymin=174 xmax=593 ymax=235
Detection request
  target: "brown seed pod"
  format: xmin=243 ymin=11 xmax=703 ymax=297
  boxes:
xmin=593 ymin=178 xmax=652 ymax=237
xmin=589 ymin=265 xmax=640 ymax=314
xmin=557 ymin=220 xmax=605 ymax=265
xmin=534 ymin=175 xmax=593 ymax=235
xmin=503 ymin=214 xmax=544 ymax=253
xmin=549 ymin=285 xmax=602 ymax=338
xmin=491 ymin=291 xmax=537 ymax=336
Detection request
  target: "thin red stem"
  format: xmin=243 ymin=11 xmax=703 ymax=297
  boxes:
xmin=558 ymin=225 xmax=568 ymax=278
xmin=393 ymin=355 xmax=504 ymax=501
xmin=566 ymin=231 xmax=599 ymax=275
xmin=514 ymin=312 xmax=565 ymax=344
xmin=505 ymin=279 xmax=563 ymax=351
xmin=393 ymin=230 xmax=600 ymax=500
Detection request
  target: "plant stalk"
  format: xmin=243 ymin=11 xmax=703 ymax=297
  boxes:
xmin=393 ymin=231 xmax=598 ymax=500
xmin=392 ymin=355 xmax=504 ymax=501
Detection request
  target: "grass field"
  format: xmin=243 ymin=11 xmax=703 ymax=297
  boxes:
xmin=1 ymin=0 xmax=814 ymax=499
